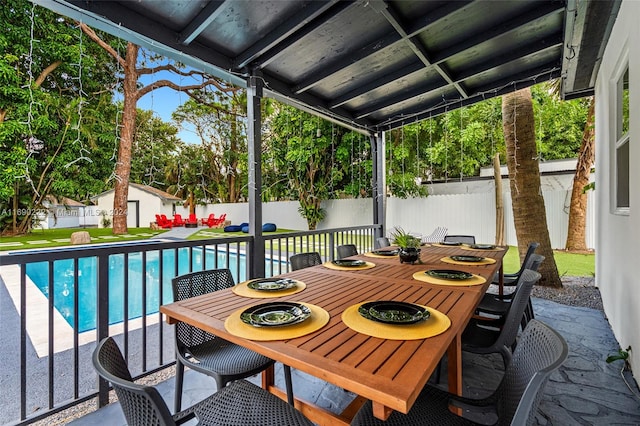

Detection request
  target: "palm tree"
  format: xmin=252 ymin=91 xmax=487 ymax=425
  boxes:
xmin=565 ymin=97 xmax=595 ymax=251
xmin=502 ymin=88 xmax=561 ymax=287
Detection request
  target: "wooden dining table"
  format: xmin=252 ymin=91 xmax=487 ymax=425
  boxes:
xmin=160 ymin=243 xmax=507 ymax=425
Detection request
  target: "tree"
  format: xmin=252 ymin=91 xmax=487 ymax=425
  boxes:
xmin=172 ymin=91 xmax=249 ymax=203
xmin=502 ymin=88 xmax=561 ymax=288
xmin=130 ymin=109 xmax=180 ymax=190
xmin=268 ymin=104 xmax=368 ymax=229
xmin=565 ymin=97 xmax=595 ymax=251
xmin=1 ymin=0 xmax=117 ymax=234
xmin=79 ymin=24 xmax=241 ymax=234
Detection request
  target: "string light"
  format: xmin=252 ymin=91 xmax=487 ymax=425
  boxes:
xmin=459 ymin=102 xmax=464 ymax=182
xmin=65 ymin=21 xmax=92 ymax=168
xmin=16 ymin=3 xmax=40 ymax=196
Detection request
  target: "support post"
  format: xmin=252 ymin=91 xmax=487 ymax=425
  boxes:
xmin=247 ymin=73 xmax=265 ymax=278
xmin=372 ymin=131 xmax=386 ymax=239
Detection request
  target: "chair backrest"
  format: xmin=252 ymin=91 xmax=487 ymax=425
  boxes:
xmin=93 ymin=337 xmax=176 ymax=426
xmin=421 ymin=226 xmax=448 ymax=243
xmin=512 ymin=242 xmax=540 ymax=276
xmin=443 ymin=234 xmax=476 ymax=244
xmin=376 ymin=237 xmax=391 ymax=248
xmin=172 ymin=269 xmax=236 ymax=348
xmin=495 ymin=269 xmax=541 ymax=352
xmin=289 ymin=252 xmax=322 ymax=271
xmin=495 ymin=320 xmax=568 ymax=426
xmin=336 ymin=244 xmax=358 ymax=259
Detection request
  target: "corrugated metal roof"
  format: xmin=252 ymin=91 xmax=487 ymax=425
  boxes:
xmin=34 ymin=0 xmax=620 ymax=132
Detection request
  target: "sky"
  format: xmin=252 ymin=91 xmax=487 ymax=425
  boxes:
xmin=124 ymin=68 xmax=202 ymax=144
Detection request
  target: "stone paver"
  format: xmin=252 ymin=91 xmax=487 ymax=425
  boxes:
xmin=70 ymin=298 xmax=640 ymax=425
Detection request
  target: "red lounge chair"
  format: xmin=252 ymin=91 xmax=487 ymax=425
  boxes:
xmin=172 ymin=214 xmax=185 ymax=227
xmin=205 ymin=213 xmax=227 ymax=228
xmin=201 ymin=213 xmax=216 ymax=226
xmin=211 ymin=213 xmax=227 ymax=227
xmin=155 ymin=214 xmax=172 ymax=229
xmin=187 ymin=213 xmax=198 ymax=225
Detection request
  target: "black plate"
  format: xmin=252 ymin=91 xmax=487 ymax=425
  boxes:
xmin=426 ymin=269 xmax=473 ymax=280
xmin=440 ymin=241 xmax=462 ymax=246
xmin=358 ymin=301 xmax=429 ymax=324
xmin=332 ymin=259 xmax=366 ymax=267
xmin=470 ymin=244 xmax=496 ymax=250
xmin=240 ymin=302 xmax=311 ymax=327
xmin=247 ymin=278 xmax=297 ymax=291
xmin=450 ymin=255 xmax=485 ymax=263
xmin=371 ymin=249 xmax=399 ymax=256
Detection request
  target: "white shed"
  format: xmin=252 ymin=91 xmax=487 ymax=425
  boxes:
xmin=92 ymin=183 xmax=183 ymax=228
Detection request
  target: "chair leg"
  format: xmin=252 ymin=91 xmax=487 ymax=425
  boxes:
xmin=174 ymin=359 xmax=185 ymax=413
xmin=283 ymin=365 xmax=294 ymax=406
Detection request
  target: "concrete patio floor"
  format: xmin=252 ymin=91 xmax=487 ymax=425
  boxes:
xmin=69 ymin=297 xmax=640 ymax=425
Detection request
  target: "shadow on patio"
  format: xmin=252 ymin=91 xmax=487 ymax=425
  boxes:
xmin=68 ymin=297 xmax=640 ymax=426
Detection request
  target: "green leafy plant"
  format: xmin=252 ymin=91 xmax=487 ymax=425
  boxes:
xmin=606 ymin=346 xmax=631 ymax=365
xmin=606 ymin=346 xmax=639 ymax=401
xmin=390 ymin=227 xmax=421 ymax=249
xmin=100 ymin=212 xmax=112 ymax=228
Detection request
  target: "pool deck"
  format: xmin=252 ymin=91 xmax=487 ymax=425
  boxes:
xmin=66 ymin=297 xmax=640 ymax=426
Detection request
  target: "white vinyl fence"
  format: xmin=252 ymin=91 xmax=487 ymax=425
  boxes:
xmin=189 ymin=183 xmax=594 ymax=250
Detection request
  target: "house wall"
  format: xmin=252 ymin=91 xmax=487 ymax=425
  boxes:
xmin=94 ymin=186 xmax=176 ymax=228
xmin=595 ymin=0 xmax=640 ymax=378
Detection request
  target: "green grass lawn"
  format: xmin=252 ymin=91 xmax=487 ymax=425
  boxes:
xmin=2 ymin=228 xmax=595 ymax=277
xmin=0 ymin=227 xmax=167 ymax=250
xmin=501 ymin=246 xmax=594 ymax=277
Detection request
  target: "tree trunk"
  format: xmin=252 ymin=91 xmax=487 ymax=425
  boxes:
xmin=493 ymin=153 xmax=505 ymax=246
xmin=112 ymin=43 xmax=139 ymax=235
xmin=502 ymin=88 xmax=561 ymax=287
xmin=565 ymin=98 xmax=595 ymax=251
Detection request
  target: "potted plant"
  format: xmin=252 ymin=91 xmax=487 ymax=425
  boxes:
xmin=390 ymin=227 xmax=421 ymax=264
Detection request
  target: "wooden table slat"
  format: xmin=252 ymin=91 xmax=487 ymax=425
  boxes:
xmin=160 ymin=244 xmax=507 ymax=421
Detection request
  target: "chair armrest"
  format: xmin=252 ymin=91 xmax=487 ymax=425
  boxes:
xmin=448 ymin=394 xmax=499 ymax=425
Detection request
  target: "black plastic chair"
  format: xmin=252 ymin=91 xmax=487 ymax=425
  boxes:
xmin=490 ymin=241 xmax=539 ymax=290
xmin=93 ymin=337 xmax=313 ymax=426
xmin=172 ymin=269 xmax=292 ymax=411
xmin=336 ymin=244 xmax=358 ymax=259
xmin=444 ymin=234 xmax=476 ymax=244
xmin=376 ymin=237 xmax=391 ymax=248
xmin=289 ymin=252 xmax=322 ymax=271
xmin=462 ymin=269 xmax=541 ymax=368
xmin=476 ymin=254 xmax=545 ymax=329
xmin=351 ymin=319 xmax=568 ymax=426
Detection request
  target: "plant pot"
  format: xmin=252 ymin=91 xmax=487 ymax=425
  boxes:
xmin=399 ymin=247 xmax=420 ymax=264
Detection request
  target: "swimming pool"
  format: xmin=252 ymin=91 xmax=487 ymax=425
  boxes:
xmin=26 ymin=247 xmax=282 ymax=332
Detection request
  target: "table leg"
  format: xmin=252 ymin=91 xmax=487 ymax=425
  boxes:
xmin=447 ymin=333 xmax=463 ymax=395
xmin=498 ymin=263 xmax=504 ymax=297
xmin=261 ymin=364 xmax=275 ymax=389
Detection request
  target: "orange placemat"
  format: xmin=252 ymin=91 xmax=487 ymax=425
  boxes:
xmin=412 ymin=271 xmax=486 ymax=286
xmin=232 ymin=279 xmax=306 ymax=298
xmin=363 ymin=251 xmax=399 ymax=259
xmin=322 ymin=261 xmax=376 ymax=271
xmin=440 ymin=256 xmax=496 ymax=266
xmin=341 ymin=302 xmax=451 ymax=340
xmin=225 ymin=303 xmax=329 ymax=341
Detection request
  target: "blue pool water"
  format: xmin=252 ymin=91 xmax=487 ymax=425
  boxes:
xmin=26 ymin=247 xmax=280 ymax=333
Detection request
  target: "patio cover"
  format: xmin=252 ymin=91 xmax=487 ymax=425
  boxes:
xmin=31 ymin=0 xmax=620 ymax=277
xmin=32 ymin=0 xmax=620 ymax=133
